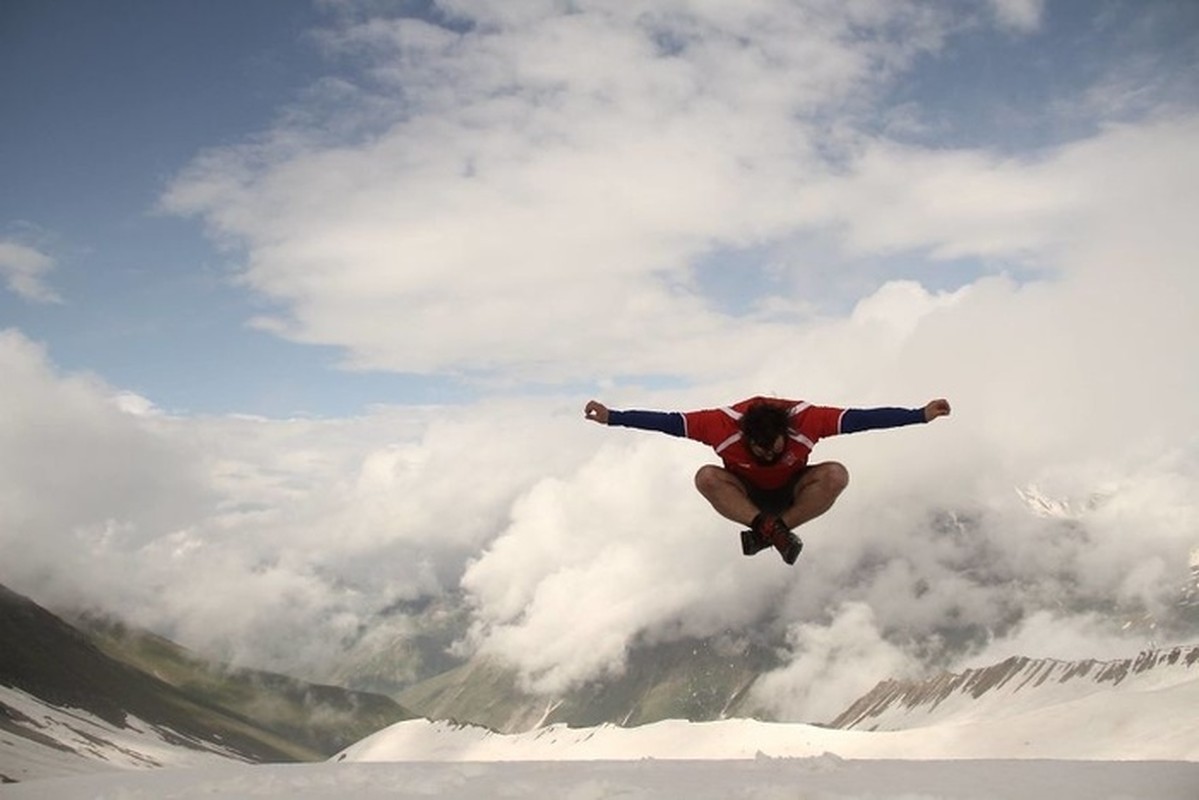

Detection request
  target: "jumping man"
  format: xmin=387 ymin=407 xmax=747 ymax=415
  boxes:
xmin=584 ymin=395 xmax=951 ymax=564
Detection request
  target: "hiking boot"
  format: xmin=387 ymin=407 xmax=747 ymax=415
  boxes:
xmin=752 ymin=514 xmax=804 ymax=566
xmin=740 ymin=527 xmax=771 ymax=556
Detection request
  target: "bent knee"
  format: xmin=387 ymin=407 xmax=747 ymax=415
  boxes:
xmin=694 ymin=465 xmax=725 ymax=493
xmin=695 ymin=465 xmax=746 ymax=497
xmin=818 ymin=462 xmax=850 ymax=493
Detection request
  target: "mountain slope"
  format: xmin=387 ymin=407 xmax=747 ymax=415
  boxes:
xmin=0 ymin=584 xmax=410 ymax=782
xmin=345 ymin=643 xmax=1199 ymax=762
xmin=398 ymin=634 xmax=780 ymax=732
xmin=77 ymin=615 xmax=413 ymax=757
xmin=341 ymin=651 xmax=1199 ymax=761
xmin=0 ymin=583 xmax=307 ymax=781
xmin=831 ymin=644 xmax=1199 ymax=731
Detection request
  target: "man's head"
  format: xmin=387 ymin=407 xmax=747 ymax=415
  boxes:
xmin=740 ymin=402 xmax=790 ymax=465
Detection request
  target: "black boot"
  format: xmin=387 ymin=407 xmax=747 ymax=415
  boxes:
xmin=752 ymin=514 xmax=803 ymax=565
xmin=740 ymin=527 xmax=771 ymax=556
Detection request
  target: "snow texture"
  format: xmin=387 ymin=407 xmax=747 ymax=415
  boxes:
xmin=3 ymin=758 xmax=1197 ymax=800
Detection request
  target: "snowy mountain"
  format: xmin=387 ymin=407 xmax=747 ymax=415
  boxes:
xmin=0 ymin=684 xmax=258 ymax=783
xmin=397 ymin=634 xmax=777 ymax=732
xmin=340 ymin=643 xmax=1199 ymax=762
xmin=3 ymin=581 xmax=1198 ymax=798
xmin=832 ymin=645 xmax=1199 ymax=731
xmin=7 ymin=655 xmax=1199 ymax=799
xmin=77 ymin=615 xmax=413 ymax=755
xmin=0 ymin=584 xmax=410 ymax=783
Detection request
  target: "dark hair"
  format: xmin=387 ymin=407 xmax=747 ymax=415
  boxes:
xmin=740 ymin=403 xmax=790 ymax=448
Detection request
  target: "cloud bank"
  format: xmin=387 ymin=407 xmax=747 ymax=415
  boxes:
xmin=161 ymin=1 xmax=955 ymax=382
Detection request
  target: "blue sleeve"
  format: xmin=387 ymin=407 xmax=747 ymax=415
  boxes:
xmin=607 ymin=409 xmax=686 ymax=437
xmin=840 ymin=407 xmax=926 ymax=434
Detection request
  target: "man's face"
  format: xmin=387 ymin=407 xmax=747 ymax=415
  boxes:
xmin=747 ymin=434 xmax=786 ymax=465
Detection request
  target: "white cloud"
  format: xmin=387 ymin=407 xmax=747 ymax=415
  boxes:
xmin=0 ymin=240 xmax=61 ymax=303
xmin=800 ymin=115 xmax=1199 ymax=270
xmin=449 ymin=118 xmax=1199 ymax=700
xmin=749 ymin=602 xmax=918 ymax=723
xmin=161 ymin=2 xmax=951 ymax=383
xmin=0 ymin=329 xmax=601 ymax=675
xmin=159 ymin=2 xmax=1199 ymax=392
xmin=0 ymin=331 xmax=210 ymax=598
xmin=960 ymin=610 xmax=1155 ymax=667
xmin=460 ymin=440 xmax=794 ymax=693
xmin=988 ymin=0 xmax=1044 ymax=33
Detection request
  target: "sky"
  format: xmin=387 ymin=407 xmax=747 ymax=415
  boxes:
xmin=3 ymin=0 xmax=1199 ymax=721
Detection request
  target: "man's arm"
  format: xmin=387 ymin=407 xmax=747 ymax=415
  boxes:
xmin=840 ymin=398 xmax=951 ymax=433
xmin=584 ymin=400 xmax=686 ymax=437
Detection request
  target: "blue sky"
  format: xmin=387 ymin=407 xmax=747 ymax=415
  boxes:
xmin=2 ymin=0 xmax=456 ymax=414
xmin=3 ymin=0 xmax=1196 ymax=416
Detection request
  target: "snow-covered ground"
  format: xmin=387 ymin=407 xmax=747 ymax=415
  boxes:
xmin=5 ymin=758 xmax=1198 ymax=800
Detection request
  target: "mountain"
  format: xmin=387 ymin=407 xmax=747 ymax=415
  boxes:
xmin=831 ymin=644 xmax=1199 ymax=732
xmin=5 ymin=650 xmax=1198 ymax=798
xmin=394 ymin=628 xmax=1199 ymax=735
xmin=76 ymin=615 xmax=414 ymax=757
xmin=322 ymin=595 xmax=471 ymax=698
xmin=398 ymin=633 xmax=780 ymax=732
xmin=346 ymin=640 xmax=1199 ymax=763
xmin=0 ymin=584 xmax=411 ymax=783
xmin=5 ymin=577 xmax=1199 ymax=794
xmin=340 ymin=642 xmax=1199 ymax=761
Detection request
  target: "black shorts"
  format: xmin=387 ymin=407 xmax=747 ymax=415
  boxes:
xmin=744 ymin=470 xmax=806 ymax=516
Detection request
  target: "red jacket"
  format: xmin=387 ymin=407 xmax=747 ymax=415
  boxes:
xmin=682 ymin=397 xmax=844 ymax=489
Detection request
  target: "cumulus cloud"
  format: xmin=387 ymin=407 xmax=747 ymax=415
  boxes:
xmin=988 ymin=0 xmax=1044 ymax=33
xmin=749 ymin=603 xmax=918 ymax=723
xmin=450 ymin=106 xmax=1199 ymax=706
xmin=459 ymin=439 xmax=795 ymax=694
xmin=0 ymin=240 xmax=61 ymax=303
xmin=0 ymin=329 xmax=595 ymax=675
xmin=161 ymin=1 xmax=951 ymax=383
xmin=0 ymin=332 xmax=204 ymax=534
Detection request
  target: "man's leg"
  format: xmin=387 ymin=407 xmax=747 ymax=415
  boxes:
xmin=696 ymin=464 xmax=814 ymax=564
xmin=694 ymin=465 xmax=759 ymax=526
xmin=780 ymin=462 xmax=849 ymax=530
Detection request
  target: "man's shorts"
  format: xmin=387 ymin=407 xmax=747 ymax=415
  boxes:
xmin=743 ymin=469 xmax=807 ymax=516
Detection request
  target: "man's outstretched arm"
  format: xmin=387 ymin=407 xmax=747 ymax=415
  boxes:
xmin=584 ymin=400 xmax=686 ymax=437
xmin=840 ymin=398 xmax=951 ymax=433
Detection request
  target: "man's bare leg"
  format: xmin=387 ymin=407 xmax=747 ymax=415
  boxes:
xmin=780 ymin=462 xmax=850 ymax=530
xmin=695 ymin=461 xmax=850 ymax=530
xmin=694 ymin=465 xmax=759 ymax=526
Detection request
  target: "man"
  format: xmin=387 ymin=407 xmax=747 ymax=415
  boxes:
xmin=584 ymin=395 xmax=951 ymax=565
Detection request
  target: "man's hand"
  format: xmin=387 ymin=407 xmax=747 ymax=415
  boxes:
xmin=584 ymin=400 xmax=610 ymax=425
xmin=924 ymin=398 xmax=951 ymax=422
